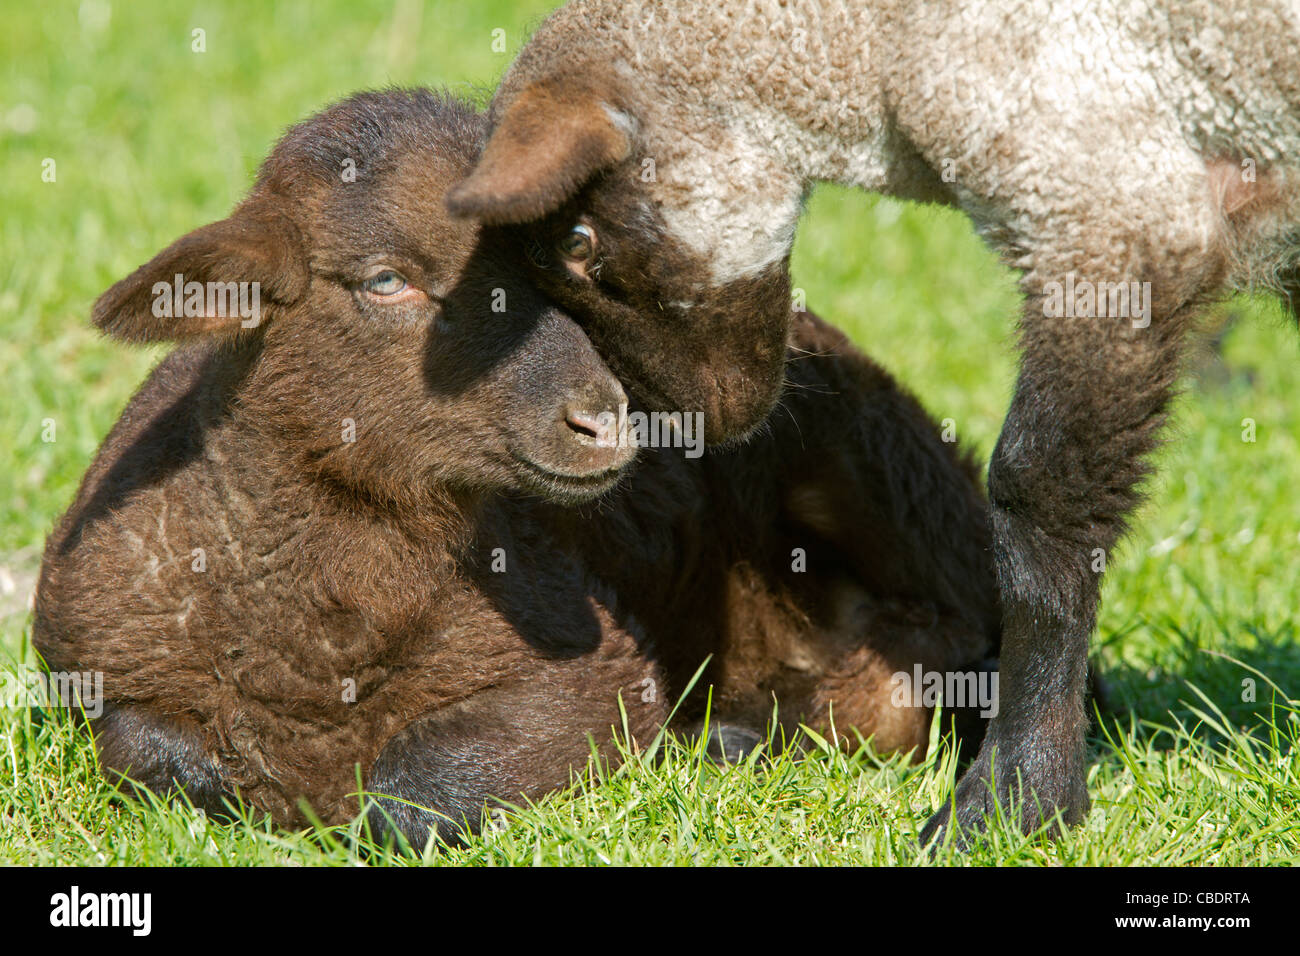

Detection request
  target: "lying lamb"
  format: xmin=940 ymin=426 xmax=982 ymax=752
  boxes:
xmin=446 ymin=0 xmax=1300 ymax=844
xmin=34 ymin=88 xmax=998 ymax=848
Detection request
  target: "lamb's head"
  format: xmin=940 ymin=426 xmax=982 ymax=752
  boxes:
xmin=447 ymin=69 xmax=800 ymax=446
xmin=92 ymin=90 xmax=635 ymax=506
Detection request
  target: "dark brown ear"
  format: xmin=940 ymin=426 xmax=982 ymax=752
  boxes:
xmin=446 ymin=79 xmax=631 ymax=224
xmin=92 ymin=201 xmax=309 ymax=343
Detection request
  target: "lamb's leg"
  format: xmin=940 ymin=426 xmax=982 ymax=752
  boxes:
xmin=94 ymin=702 xmax=232 ymax=815
xmin=365 ymin=661 xmax=667 ymax=850
xmin=920 ymin=244 xmax=1219 ymax=846
xmin=682 ymin=721 xmax=766 ymax=763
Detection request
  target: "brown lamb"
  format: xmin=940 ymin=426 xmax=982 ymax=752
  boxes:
xmin=33 ymin=89 xmax=998 ymax=848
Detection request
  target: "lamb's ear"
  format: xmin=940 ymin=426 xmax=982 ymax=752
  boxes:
xmin=446 ymin=80 xmax=631 ymax=224
xmin=92 ymin=202 xmax=309 ymax=343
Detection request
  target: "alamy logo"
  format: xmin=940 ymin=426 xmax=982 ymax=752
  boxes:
xmin=49 ymin=886 xmax=151 ymax=936
xmin=593 ymin=403 xmax=704 ymax=459
xmin=889 ymin=664 xmax=999 ymax=718
xmin=1 ymin=669 xmax=102 ymax=718
xmin=1042 ymin=272 xmax=1151 ymax=329
xmin=151 ymin=273 xmax=262 ymax=328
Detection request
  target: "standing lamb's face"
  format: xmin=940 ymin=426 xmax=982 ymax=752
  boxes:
xmin=476 ymin=187 xmax=792 ymax=447
xmin=90 ymin=92 xmax=636 ymax=505
xmin=447 ymin=80 xmax=795 ymax=446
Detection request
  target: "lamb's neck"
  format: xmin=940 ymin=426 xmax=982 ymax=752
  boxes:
xmin=514 ymin=1 xmax=933 ymax=284
xmin=217 ymin=409 xmax=476 ymax=578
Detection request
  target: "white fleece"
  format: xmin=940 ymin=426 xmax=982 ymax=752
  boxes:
xmin=498 ymin=0 xmax=1300 ymax=293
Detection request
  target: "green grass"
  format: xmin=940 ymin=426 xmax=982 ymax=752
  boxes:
xmin=3 ymin=0 xmax=1299 ymax=865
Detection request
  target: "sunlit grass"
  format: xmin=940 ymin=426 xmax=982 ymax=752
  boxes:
xmin=2 ymin=0 xmax=1298 ymax=865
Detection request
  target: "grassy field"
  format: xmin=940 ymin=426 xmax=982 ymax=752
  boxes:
xmin=2 ymin=1 xmax=1297 ymax=866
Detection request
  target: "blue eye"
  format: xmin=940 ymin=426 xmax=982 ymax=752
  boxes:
xmin=363 ymin=270 xmax=408 ymax=296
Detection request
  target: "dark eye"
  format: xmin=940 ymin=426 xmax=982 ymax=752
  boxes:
xmin=525 ymin=237 xmax=550 ymax=269
xmin=556 ymin=223 xmax=596 ymax=262
xmin=362 ymin=270 xmax=408 ymax=296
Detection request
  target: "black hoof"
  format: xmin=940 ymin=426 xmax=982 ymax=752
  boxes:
xmin=698 ymin=723 xmax=764 ymax=764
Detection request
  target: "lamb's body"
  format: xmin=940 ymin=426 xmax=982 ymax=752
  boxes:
xmin=450 ymin=0 xmax=1300 ymax=843
xmin=35 ymin=343 xmax=661 ymax=827
xmin=36 ymin=301 xmax=997 ymax=839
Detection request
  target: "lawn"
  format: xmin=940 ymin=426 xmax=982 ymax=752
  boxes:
xmin=2 ymin=1 xmax=1297 ymax=866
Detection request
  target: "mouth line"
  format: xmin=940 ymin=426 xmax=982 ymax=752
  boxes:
xmin=511 ymin=454 xmax=627 ymax=497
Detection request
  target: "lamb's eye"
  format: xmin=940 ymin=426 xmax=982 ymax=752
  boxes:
xmin=556 ymin=223 xmax=596 ymax=262
xmin=525 ymin=237 xmax=550 ymax=269
xmin=362 ymin=270 xmax=408 ymax=296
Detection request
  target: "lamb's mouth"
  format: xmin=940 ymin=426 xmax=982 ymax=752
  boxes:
xmin=510 ymin=455 xmax=627 ymax=501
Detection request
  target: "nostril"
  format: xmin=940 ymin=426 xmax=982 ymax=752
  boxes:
xmin=566 ymin=410 xmax=599 ymax=439
xmin=564 ymin=407 xmax=616 ymax=446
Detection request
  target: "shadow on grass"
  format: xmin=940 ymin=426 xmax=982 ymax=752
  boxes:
xmin=1094 ymin=617 xmax=1298 ymax=729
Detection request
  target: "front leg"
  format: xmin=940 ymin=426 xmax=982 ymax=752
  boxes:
xmin=93 ymin=702 xmax=232 ymax=816
xmin=366 ymin=654 xmax=666 ymax=850
xmin=921 ymin=241 xmax=1221 ymax=846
